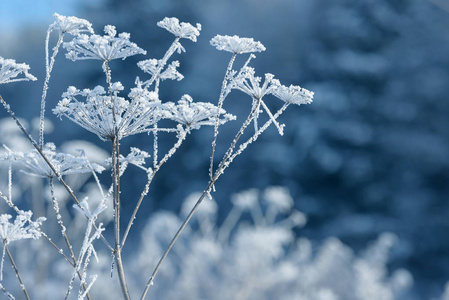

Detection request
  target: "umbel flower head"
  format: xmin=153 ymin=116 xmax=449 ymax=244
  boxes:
xmin=63 ymin=25 xmax=146 ymax=62
xmin=53 ymin=84 xmax=165 ymax=141
xmin=229 ymin=67 xmax=280 ymax=100
xmin=0 ymin=211 xmax=45 ymax=244
xmin=164 ymin=94 xmax=236 ymax=130
xmin=272 ymin=84 xmax=314 ymax=106
xmin=210 ymin=35 xmax=266 ymax=54
xmin=49 ymin=13 xmax=94 ymax=36
xmin=0 ymin=56 xmax=37 ymax=85
xmin=157 ymin=17 xmax=201 ymax=42
xmin=1 ymin=143 xmax=104 ymax=178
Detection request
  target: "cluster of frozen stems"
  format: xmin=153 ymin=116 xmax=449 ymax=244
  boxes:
xmin=0 ymin=13 xmax=312 ymax=300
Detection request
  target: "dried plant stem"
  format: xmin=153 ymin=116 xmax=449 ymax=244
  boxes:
xmin=0 ymin=95 xmax=113 ymax=253
xmin=121 ymin=129 xmax=187 ymax=248
xmin=49 ymin=178 xmax=93 ymax=300
xmin=144 ymin=37 xmax=180 ymax=89
xmin=4 ymin=245 xmax=30 ymax=300
xmin=39 ymin=33 xmax=64 ymax=149
xmin=112 ymin=137 xmax=131 ymax=300
xmin=209 ymin=53 xmax=237 ymax=185
xmin=141 ymin=100 xmax=262 ymax=299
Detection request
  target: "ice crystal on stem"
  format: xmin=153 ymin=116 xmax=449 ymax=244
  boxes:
xmin=49 ymin=13 xmax=93 ymax=36
xmin=63 ymin=25 xmax=146 ymax=62
xmin=157 ymin=17 xmax=201 ymax=42
xmin=164 ymin=94 xmax=236 ymax=130
xmin=210 ymin=35 xmax=266 ymax=54
xmin=53 ymin=85 xmax=164 ymax=141
xmin=0 ymin=57 xmax=37 ymax=85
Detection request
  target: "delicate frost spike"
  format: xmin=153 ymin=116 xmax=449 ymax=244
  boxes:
xmin=53 ymin=84 xmax=165 ymax=141
xmin=272 ymin=84 xmax=314 ymax=106
xmin=63 ymin=26 xmax=146 ymax=62
xmin=49 ymin=13 xmax=94 ymax=36
xmin=1 ymin=143 xmax=105 ymax=178
xmin=0 ymin=56 xmax=37 ymax=85
xmin=157 ymin=17 xmax=201 ymax=42
xmin=229 ymin=67 xmax=280 ymax=100
xmin=210 ymin=35 xmax=266 ymax=54
xmin=164 ymin=94 xmax=236 ymax=130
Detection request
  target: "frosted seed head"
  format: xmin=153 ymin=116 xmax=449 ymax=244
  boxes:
xmin=210 ymin=35 xmax=266 ymax=54
xmin=157 ymin=17 xmax=201 ymax=42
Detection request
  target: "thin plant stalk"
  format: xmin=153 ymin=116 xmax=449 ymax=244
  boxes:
xmin=39 ymin=33 xmax=64 ymax=150
xmin=121 ymin=128 xmax=187 ymax=248
xmin=141 ymin=99 xmax=288 ymax=300
xmin=209 ymin=53 xmax=237 ymax=187
xmin=4 ymin=245 xmax=30 ymax=300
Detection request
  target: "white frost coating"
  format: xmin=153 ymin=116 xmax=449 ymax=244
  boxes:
xmin=49 ymin=13 xmax=93 ymax=36
xmin=0 ymin=143 xmax=104 ymax=178
xmin=157 ymin=17 xmax=201 ymax=42
xmin=210 ymin=35 xmax=266 ymax=54
xmin=0 ymin=211 xmax=45 ymax=280
xmin=229 ymin=66 xmax=279 ymax=100
xmin=63 ymin=26 xmax=146 ymax=61
xmin=164 ymin=94 xmax=236 ymax=130
xmin=138 ymin=59 xmax=184 ymax=81
xmin=0 ymin=57 xmax=37 ymax=85
xmin=272 ymin=84 xmax=314 ymax=105
xmin=53 ymin=84 xmax=164 ymax=141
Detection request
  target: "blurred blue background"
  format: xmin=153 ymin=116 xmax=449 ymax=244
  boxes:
xmin=1 ymin=0 xmax=449 ymax=298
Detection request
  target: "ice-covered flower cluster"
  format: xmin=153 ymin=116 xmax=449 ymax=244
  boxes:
xmin=53 ymin=85 xmax=164 ymax=141
xmin=210 ymin=35 xmax=266 ymax=54
xmin=229 ymin=67 xmax=280 ymax=100
xmin=63 ymin=25 xmax=146 ymax=62
xmin=272 ymin=83 xmax=314 ymax=106
xmin=157 ymin=17 xmax=201 ymax=42
xmin=164 ymin=94 xmax=236 ymax=130
xmin=0 ymin=57 xmax=37 ymax=85
xmin=0 ymin=211 xmax=45 ymax=244
xmin=0 ymin=143 xmax=104 ymax=178
xmin=49 ymin=13 xmax=93 ymax=36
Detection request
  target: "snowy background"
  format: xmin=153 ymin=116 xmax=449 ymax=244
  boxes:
xmin=1 ymin=0 xmax=449 ymax=299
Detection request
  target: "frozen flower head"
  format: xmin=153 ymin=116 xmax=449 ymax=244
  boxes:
xmin=63 ymin=25 xmax=146 ymax=62
xmin=164 ymin=94 xmax=236 ymax=130
xmin=230 ymin=67 xmax=280 ymax=100
xmin=53 ymin=84 xmax=164 ymax=141
xmin=272 ymin=84 xmax=314 ymax=106
xmin=210 ymin=35 xmax=266 ymax=54
xmin=157 ymin=17 xmax=201 ymax=42
xmin=0 ymin=56 xmax=37 ymax=85
xmin=2 ymin=143 xmax=104 ymax=178
xmin=0 ymin=211 xmax=45 ymax=244
xmin=138 ymin=59 xmax=184 ymax=82
xmin=49 ymin=13 xmax=94 ymax=36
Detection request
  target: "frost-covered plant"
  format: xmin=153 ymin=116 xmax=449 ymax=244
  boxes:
xmin=0 ymin=13 xmax=314 ymax=300
xmin=126 ymin=187 xmax=412 ymax=300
